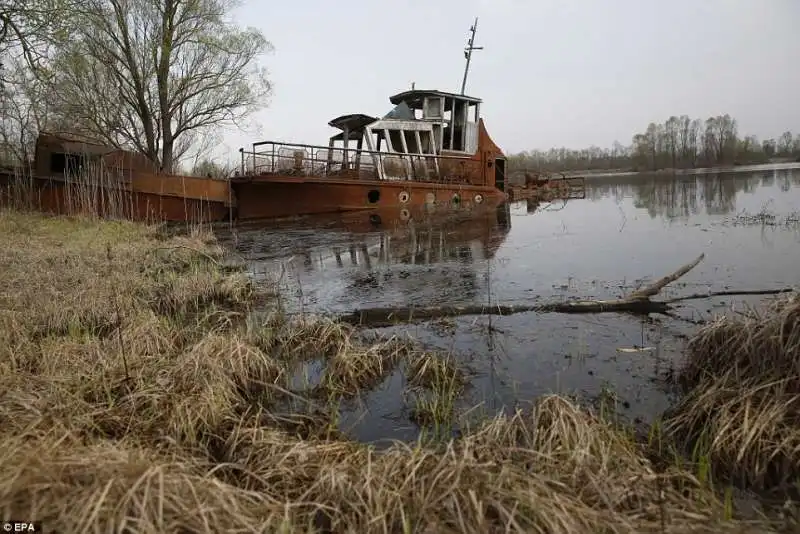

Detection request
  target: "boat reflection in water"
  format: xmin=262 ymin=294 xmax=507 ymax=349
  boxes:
xmin=295 ymin=201 xmax=511 ymax=269
xmin=324 ymin=203 xmax=511 ymax=269
xmin=233 ymin=201 xmax=512 ymax=310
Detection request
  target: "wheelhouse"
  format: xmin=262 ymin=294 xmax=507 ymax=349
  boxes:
xmin=386 ymin=89 xmax=481 ymax=154
xmin=327 ymin=89 xmax=485 ymax=182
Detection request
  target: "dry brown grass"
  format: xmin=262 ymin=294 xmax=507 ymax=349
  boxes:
xmin=0 ymin=208 xmax=792 ymax=532
xmin=2 ymin=401 xmax=776 ymax=533
xmin=664 ymin=294 xmax=800 ymax=493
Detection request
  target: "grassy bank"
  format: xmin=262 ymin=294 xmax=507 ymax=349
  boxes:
xmin=0 ymin=209 xmax=797 ymax=532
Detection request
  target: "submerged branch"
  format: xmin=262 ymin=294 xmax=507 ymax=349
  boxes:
xmin=336 ymin=253 xmax=797 ymax=328
xmin=627 ymin=253 xmax=705 ymax=299
xmin=338 ymin=299 xmax=670 ymax=328
xmin=664 ymin=288 xmax=796 ymax=305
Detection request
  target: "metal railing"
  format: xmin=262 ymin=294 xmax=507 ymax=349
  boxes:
xmin=238 ymin=140 xmax=479 ymax=183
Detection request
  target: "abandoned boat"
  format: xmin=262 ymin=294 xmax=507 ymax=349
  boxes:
xmin=231 ymin=88 xmax=508 ymax=221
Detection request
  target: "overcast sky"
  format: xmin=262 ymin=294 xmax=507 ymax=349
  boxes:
xmin=219 ymin=0 xmax=799 ymax=159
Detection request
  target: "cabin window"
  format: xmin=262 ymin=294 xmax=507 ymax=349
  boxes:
xmin=441 ymin=98 xmax=476 ymax=153
xmin=403 ymin=131 xmax=419 ymax=154
xmin=367 ymin=189 xmax=380 ymax=203
xmin=363 ymin=128 xmax=393 ymax=176
xmin=50 ymin=152 xmax=84 ymax=175
xmin=442 ymin=98 xmax=454 ymax=150
xmin=418 ymin=130 xmax=434 ymax=154
xmin=365 ymin=120 xmax=440 ymax=180
xmin=465 ymin=103 xmax=480 ymax=153
xmin=388 ymin=130 xmax=405 ymax=153
xmin=432 ymin=124 xmax=444 ymax=151
xmin=447 ymin=100 xmax=467 ymax=152
xmin=423 ymin=97 xmax=443 ymax=120
xmin=366 ymin=129 xmax=391 ymax=155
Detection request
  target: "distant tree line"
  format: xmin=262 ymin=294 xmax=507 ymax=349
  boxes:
xmin=507 ymin=114 xmax=800 ymax=173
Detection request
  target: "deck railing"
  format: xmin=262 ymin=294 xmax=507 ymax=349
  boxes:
xmin=238 ymin=140 xmax=478 ymax=183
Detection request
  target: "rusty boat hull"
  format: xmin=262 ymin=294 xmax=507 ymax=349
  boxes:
xmin=230 ymin=174 xmax=504 ymax=221
xmin=0 ymin=172 xmax=232 ymax=223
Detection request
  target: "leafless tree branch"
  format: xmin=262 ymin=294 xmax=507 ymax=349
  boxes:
xmin=42 ymin=0 xmax=272 ymax=171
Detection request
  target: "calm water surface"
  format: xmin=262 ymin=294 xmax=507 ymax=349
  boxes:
xmin=219 ymin=167 xmax=800 ymax=443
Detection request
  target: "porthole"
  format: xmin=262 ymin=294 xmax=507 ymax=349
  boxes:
xmin=399 ymin=208 xmax=411 ymax=221
xmin=367 ymin=189 xmax=380 ymax=203
xmin=474 ymin=194 xmax=484 ymax=204
xmin=369 ymin=214 xmax=382 ymax=225
xmin=398 ymin=191 xmax=410 ymax=204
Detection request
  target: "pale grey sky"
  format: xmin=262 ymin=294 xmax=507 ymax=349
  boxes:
xmin=219 ymin=0 xmax=799 ymax=159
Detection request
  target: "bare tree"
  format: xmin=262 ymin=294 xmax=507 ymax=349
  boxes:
xmin=705 ymin=114 xmax=737 ymax=164
xmin=47 ymin=0 xmax=272 ymax=172
xmin=0 ymin=0 xmax=75 ymax=163
xmin=778 ymin=131 xmax=793 ymax=155
xmin=762 ymin=138 xmax=777 ymax=158
xmin=0 ymin=0 xmax=75 ymax=80
xmin=0 ymin=56 xmax=52 ymax=165
xmin=644 ymin=123 xmax=659 ymax=170
xmin=664 ymin=116 xmax=679 ymax=169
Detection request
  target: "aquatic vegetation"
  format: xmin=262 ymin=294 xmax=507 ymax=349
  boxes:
xmin=725 ymin=208 xmax=800 ymax=227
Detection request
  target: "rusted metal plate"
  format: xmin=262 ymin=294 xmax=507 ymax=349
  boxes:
xmin=232 ymin=177 xmax=504 ymax=220
xmin=0 ymin=174 xmax=229 ymax=223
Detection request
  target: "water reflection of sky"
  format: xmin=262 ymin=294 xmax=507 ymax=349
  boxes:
xmin=494 ymin=169 xmax=800 ymax=306
xmin=219 ymin=167 xmax=800 ymax=443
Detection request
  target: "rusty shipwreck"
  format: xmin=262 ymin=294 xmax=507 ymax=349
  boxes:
xmin=231 ymin=87 xmax=509 ymax=221
xmin=2 ymin=86 xmax=510 ymax=225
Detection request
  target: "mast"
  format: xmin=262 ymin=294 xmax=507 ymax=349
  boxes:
xmin=460 ymin=17 xmax=483 ymax=95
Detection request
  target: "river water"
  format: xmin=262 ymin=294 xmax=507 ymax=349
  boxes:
xmin=219 ymin=166 xmax=800 ymax=443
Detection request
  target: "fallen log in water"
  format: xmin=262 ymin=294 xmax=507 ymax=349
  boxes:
xmin=338 ymin=299 xmax=672 ymax=328
xmin=336 ymin=253 xmax=797 ymax=328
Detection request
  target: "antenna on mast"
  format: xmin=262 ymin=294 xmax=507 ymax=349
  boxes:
xmin=460 ymin=17 xmax=483 ymax=95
